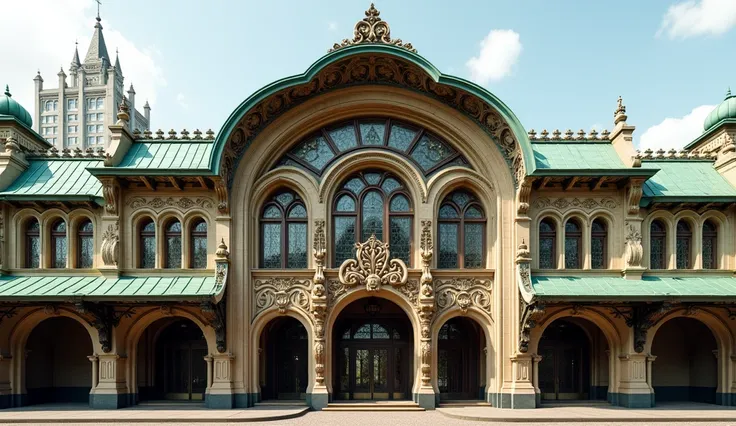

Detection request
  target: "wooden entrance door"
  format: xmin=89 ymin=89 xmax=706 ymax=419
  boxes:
xmin=538 ymin=320 xmax=590 ymax=400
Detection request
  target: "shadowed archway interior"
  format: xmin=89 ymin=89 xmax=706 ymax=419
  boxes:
xmin=260 ymin=317 xmax=308 ymax=401
xmin=437 ymin=317 xmax=483 ymax=401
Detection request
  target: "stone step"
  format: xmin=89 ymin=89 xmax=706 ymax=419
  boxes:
xmin=439 ymin=400 xmax=493 ymax=407
xmin=324 ymin=401 xmax=425 ymax=411
xmin=255 ymin=400 xmax=308 ymax=407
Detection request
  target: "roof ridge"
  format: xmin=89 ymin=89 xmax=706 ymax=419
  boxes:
xmin=528 ymin=128 xmax=610 ymax=141
xmin=636 ymin=148 xmax=717 ymax=161
xmin=134 ymin=128 xmax=216 ymax=141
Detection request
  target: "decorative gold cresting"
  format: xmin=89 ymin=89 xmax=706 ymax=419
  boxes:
xmin=329 ymin=3 xmax=416 ymax=53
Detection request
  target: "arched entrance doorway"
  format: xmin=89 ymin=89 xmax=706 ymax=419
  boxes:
xmin=26 ymin=317 xmax=93 ymax=405
xmin=651 ymin=317 xmax=718 ymax=404
xmin=438 ymin=317 xmax=483 ymax=400
xmin=538 ymin=319 xmax=609 ymax=402
xmin=332 ymin=297 xmax=413 ymax=401
xmin=260 ymin=317 xmax=308 ymax=401
xmin=137 ymin=318 xmax=207 ymax=402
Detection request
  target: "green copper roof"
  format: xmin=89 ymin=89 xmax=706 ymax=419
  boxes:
xmin=704 ymin=89 xmax=736 ymax=131
xmin=641 ymin=160 xmax=736 ymax=204
xmin=532 ymin=142 xmax=626 ymax=170
xmin=532 ymin=275 xmax=736 ymax=301
xmin=0 ymin=159 xmax=103 ymax=202
xmin=117 ymin=141 xmax=213 ymax=170
xmin=0 ymin=85 xmax=32 ymax=128
xmin=0 ymin=275 xmax=218 ymax=301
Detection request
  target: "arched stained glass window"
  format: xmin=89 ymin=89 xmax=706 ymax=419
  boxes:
xmin=332 ymin=171 xmax=412 ymax=267
xmin=276 ymin=119 xmax=471 ymax=177
xmin=437 ymin=190 xmax=486 ymax=269
xmin=190 ymin=219 xmax=208 ymax=269
xmin=260 ymin=190 xmax=308 ymax=269
xmin=702 ymin=220 xmax=718 ymax=269
xmin=539 ymin=219 xmax=556 ymax=269
xmin=650 ymin=220 xmax=667 ymax=269
xmin=25 ymin=218 xmax=40 ymax=269
xmin=164 ymin=220 xmax=182 ymax=269
xmin=139 ymin=219 xmax=156 ymax=269
xmin=564 ymin=219 xmax=582 ymax=269
xmin=676 ymin=221 xmax=692 ymax=269
xmin=78 ymin=220 xmax=94 ymax=268
xmin=591 ymin=219 xmax=607 ymax=269
xmin=50 ymin=220 xmax=67 ymax=269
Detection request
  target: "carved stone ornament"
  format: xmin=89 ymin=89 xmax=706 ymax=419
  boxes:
xmin=254 ymin=277 xmax=310 ymax=317
xmin=338 ymin=234 xmax=408 ymax=291
xmin=419 ymin=220 xmax=433 ymax=297
xmin=329 ymin=3 xmax=416 ymax=53
xmin=624 ymin=221 xmax=643 ymax=268
xmin=99 ymin=177 xmax=119 ymax=215
xmin=626 ymin=178 xmax=645 ymax=215
xmin=436 ymin=278 xmax=493 ymax=316
xmin=127 ymin=196 xmax=214 ymax=211
xmin=100 ymin=221 xmax=119 ymax=266
xmin=533 ymin=197 xmax=618 ymax=212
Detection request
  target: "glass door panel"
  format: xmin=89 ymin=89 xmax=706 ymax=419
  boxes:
xmin=354 ymin=349 xmax=372 ymax=399
xmin=190 ymin=347 xmax=207 ymax=400
xmin=372 ymin=349 xmax=389 ymax=400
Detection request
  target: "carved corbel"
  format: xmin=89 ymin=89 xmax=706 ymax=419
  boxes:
xmin=214 ymin=178 xmax=229 ymax=215
xmin=75 ymin=302 xmax=135 ymax=353
xmin=518 ymin=300 xmax=545 ymax=353
xmin=201 ymin=300 xmax=227 ymax=353
xmin=610 ymin=303 xmax=671 ymax=353
xmin=626 ymin=178 xmax=645 ymax=215
xmin=99 ymin=177 xmax=120 ymax=215
xmin=516 ymin=177 xmax=536 ymax=215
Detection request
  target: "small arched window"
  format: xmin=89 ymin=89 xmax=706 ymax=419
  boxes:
xmin=261 ymin=190 xmax=308 ymax=268
xmin=564 ymin=219 xmax=582 ymax=269
xmin=650 ymin=220 xmax=667 ymax=269
xmin=676 ymin=221 xmax=692 ymax=269
xmin=164 ymin=220 xmax=182 ymax=269
xmin=25 ymin=218 xmax=40 ymax=268
xmin=539 ymin=218 xmax=556 ymax=269
xmin=437 ymin=190 xmax=486 ymax=269
xmin=78 ymin=220 xmax=94 ymax=268
xmin=139 ymin=219 xmax=156 ymax=269
xmin=96 ymin=97 xmax=104 ymax=109
xmin=591 ymin=219 xmax=607 ymax=269
xmin=50 ymin=220 xmax=67 ymax=269
xmin=190 ymin=219 xmax=208 ymax=269
xmin=702 ymin=220 xmax=718 ymax=269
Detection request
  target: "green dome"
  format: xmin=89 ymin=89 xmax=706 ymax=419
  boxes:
xmin=704 ymin=89 xmax=736 ymax=131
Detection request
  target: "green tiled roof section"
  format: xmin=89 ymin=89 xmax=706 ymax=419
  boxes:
xmin=532 ymin=275 xmax=736 ymax=299
xmin=0 ymin=275 xmax=218 ymax=300
xmin=0 ymin=159 xmax=103 ymax=199
xmin=532 ymin=142 xmax=626 ymax=170
xmin=117 ymin=141 xmax=213 ymax=169
xmin=641 ymin=160 xmax=736 ymax=200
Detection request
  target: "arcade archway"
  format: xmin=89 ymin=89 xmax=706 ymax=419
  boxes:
xmin=260 ymin=317 xmax=308 ymax=401
xmin=437 ymin=317 xmax=484 ymax=401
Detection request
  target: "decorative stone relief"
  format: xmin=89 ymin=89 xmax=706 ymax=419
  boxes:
xmin=253 ymin=277 xmax=311 ymax=317
xmin=99 ymin=177 xmax=120 ymax=215
xmin=624 ymin=221 xmax=643 ymax=268
xmin=338 ymin=234 xmax=408 ymax=292
xmin=626 ymin=178 xmax=645 ymax=215
xmin=435 ymin=278 xmax=493 ymax=316
xmin=533 ymin=197 xmax=618 ymax=212
xmin=419 ymin=220 xmax=433 ymax=297
xmin=516 ymin=177 xmax=535 ymax=215
xmin=127 ymin=196 xmax=214 ymax=211
xmin=100 ymin=221 xmax=119 ymax=266
xmin=311 ymin=220 xmax=328 ymax=387
xmin=329 ymin=3 xmax=416 ymax=53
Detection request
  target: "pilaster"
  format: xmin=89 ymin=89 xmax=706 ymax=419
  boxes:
xmin=616 ymin=353 xmax=653 ymax=408
xmin=90 ymin=354 xmax=129 ymax=408
xmin=205 ymin=353 xmax=235 ymax=408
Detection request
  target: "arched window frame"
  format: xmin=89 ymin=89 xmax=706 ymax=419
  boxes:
xmin=164 ymin=219 xmax=183 ymax=269
xmin=190 ymin=219 xmax=208 ymax=269
xmin=77 ymin=219 xmax=94 ymax=268
xmin=50 ymin=219 xmax=67 ymax=269
xmin=25 ymin=218 xmax=41 ymax=269
xmin=437 ymin=190 xmax=486 ymax=269
xmin=676 ymin=220 xmax=692 ymax=269
xmin=564 ymin=219 xmax=583 ymax=269
xmin=332 ymin=171 xmax=413 ymax=267
xmin=538 ymin=218 xmax=557 ymax=269
xmin=260 ymin=190 xmax=308 ymax=269
xmin=139 ymin=218 xmax=156 ymax=269
xmin=650 ymin=219 xmax=667 ymax=269
xmin=590 ymin=218 xmax=608 ymax=269
xmin=702 ymin=220 xmax=718 ymax=269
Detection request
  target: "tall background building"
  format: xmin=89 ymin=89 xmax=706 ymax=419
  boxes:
xmin=33 ymin=14 xmax=150 ymax=149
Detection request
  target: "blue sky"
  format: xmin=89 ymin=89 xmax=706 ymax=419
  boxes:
xmin=5 ymin=0 xmax=736 ymax=149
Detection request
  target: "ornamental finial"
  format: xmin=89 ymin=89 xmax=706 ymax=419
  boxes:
xmin=329 ymin=3 xmax=416 ymax=53
xmin=614 ymin=95 xmax=627 ymax=125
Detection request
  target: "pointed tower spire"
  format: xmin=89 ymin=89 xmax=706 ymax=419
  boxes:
xmin=84 ymin=14 xmax=110 ymax=64
xmin=727 ymin=87 xmax=733 ymax=100
xmin=70 ymin=40 xmax=81 ymax=70
xmin=114 ymin=47 xmax=122 ymax=76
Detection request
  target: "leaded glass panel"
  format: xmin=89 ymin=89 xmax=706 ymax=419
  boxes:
xmin=372 ymin=324 xmax=390 ymax=339
xmin=564 ymin=237 xmax=580 ymax=269
xmin=363 ymin=172 xmax=381 ymax=185
xmin=389 ymin=217 xmax=411 ymax=264
xmin=336 ymin=194 xmax=356 ymax=212
xmin=676 ymin=238 xmax=690 ymax=269
xmin=263 ymin=205 xmax=282 ymax=218
xmin=650 ymin=237 xmax=665 ymax=269
xmin=359 ymin=122 xmax=385 ymax=145
xmin=334 ymin=217 xmax=356 ymax=266
xmin=329 ymin=125 xmax=358 ymax=151
xmin=411 ymin=135 xmax=454 ymax=171
xmin=354 ymin=324 xmax=371 ymax=339
xmin=53 ymin=234 xmax=67 ymax=268
xmin=464 ymin=223 xmax=484 ymax=268
xmin=380 ymin=177 xmax=401 ymax=194
xmin=192 ymin=235 xmax=208 ymax=269
xmin=166 ymin=236 xmax=182 ymax=268
xmin=345 ymin=178 xmax=365 ymax=194
xmin=539 ymin=238 xmax=554 ymax=269
xmin=80 ymin=235 xmax=94 ymax=268
xmin=591 ymin=237 xmax=605 ymax=269
xmin=465 ymin=206 xmax=483 ymax=219
xmin=287 ymin=223 xmax=308 ymax=268
xmin=389 ymin=194 xmax=410 ymax=212
xmin=288 ymin=204 xmax=307 ymax=218
xmin=262 ymin=223 xmax=282 ymax=268
xmin=439 ymin=204 xmax=459 ymax=219
xmin=141 ymin=236 xmax=155 ymax=269
xmin=703 ymin=237 xmax=715 ymax=269
xmin=275 ymin=192 xmax=294 ymax=207
xmin=388 ymin=124 xmax=416 ymax=151
xmin=451 ymin=192 xmax=472 ymax=208
xmin=361 ymin=191 xmax=384 ymax=240
xmin=293 ymin=136 xmax=334 ymax=170
xmin=438 ymin=223 xmax=459 ymax=268
xmin=28 ymin=235 xmax=40 ymax=269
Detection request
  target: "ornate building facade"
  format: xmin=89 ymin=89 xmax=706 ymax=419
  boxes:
xmin=0 ymin=4 xmax=735 ymax=411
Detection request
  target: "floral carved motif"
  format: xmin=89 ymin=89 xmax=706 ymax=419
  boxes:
xmin=338 ymin=234 xmax=408 ymax=292
xmin=435 ymin=278 xmax=493 ymax=316
xmin=254 ymin=277 xmax=310 ymax=317
xmin=625 ymin=221 xmax=643 ymax=268
xmin=100 ymin=222 xmax=119 ymax=266
xmin=127 ymin=196 xmax=214 ymax=211
xmin=329 ymin=3 xmax=416 ymax=53
xmin=533 ymin=197 xmax=618 ymax=212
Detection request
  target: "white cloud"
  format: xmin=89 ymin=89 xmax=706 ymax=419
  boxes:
xmin=466 ymin=29 xmax=522 ymax=85
xmin=176 ymin=93 xmax=188 ymax=110
xmin=658 ymin=0 xmax=736 ymax=39
xmin=638 ymin=105 xmax=715 ymax=151
xmin=1 ymin=0 xmax=165 ymax=118
xmin=328 ymin=21 xmax=338 ymax=32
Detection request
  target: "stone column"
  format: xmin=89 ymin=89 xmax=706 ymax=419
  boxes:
xmin=617 ymin=353 xmax=653 ymax=408
xmin=206 ymin=353 xmax=235 ymax=408
xmin=531 ymin=354 xmax=542 ymax=406
xmin=309 ymin=220 xmax=329 ymax=410
xmin=415 ymin=220 xmax=436 ymax=410
xmin=87 ymin=355 xmax=99 ymax=390
xmin=508 ymin=354 xmax=536 ymax=408
xmin=90 ymin=354 xmax=128 ymax=409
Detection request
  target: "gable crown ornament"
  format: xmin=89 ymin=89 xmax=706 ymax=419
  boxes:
xmin=329 ymin=3 xmax=417 ymax=53
xmin=338 ymin=234 xmax=408 ymax=292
